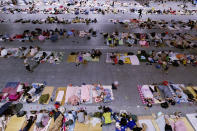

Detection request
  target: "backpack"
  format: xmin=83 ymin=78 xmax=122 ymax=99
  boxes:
xmin=161 ymin=102 xmax=169 ymax=109
xmin=118 ymin=60 xmax=124 ymax=65
xmin=70 ymin=52 xmax=76 ymax=55
xmin=127 ymin=52 xmax=134 ymax=55
xmin=172 ymin=61 xmax=179 ymax=67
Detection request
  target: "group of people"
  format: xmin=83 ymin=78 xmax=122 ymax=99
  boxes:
xmin=140 ymin=50 xmax=197 ymax=72
xmin=71 ymin=49 xmax=102 ymax=66
xmin=103 ymin=31 xmax=197 ymax=49
xmin=101 ymin=106 xmax=190 ymax=131
xmin=110 ymin=18 xmax=197 ymax=30
xmin=13 ymin=16 xmax=97 ymax=25
xmin=0 ymin=0 xmax=196 ymax=15
xmin=0 ymin=101 xmax=89 ymax=131
xmin=0 ymin=28 xmax=98 ymax=43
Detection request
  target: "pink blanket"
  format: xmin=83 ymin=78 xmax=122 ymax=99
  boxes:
xmin=139 ymin=40 xmax=149 ymax=46
xmin=80 ymin=85 xmax=90 ymax=102
xmin=65 ymin=86 xmax=80 ymax=103
xmin=8 ymin=94 xmax=21 ymax=101
xmin=141 ymin=85 xmax=154 ymax=99
xmin=174 ymin=120 xmax=187 ymax=131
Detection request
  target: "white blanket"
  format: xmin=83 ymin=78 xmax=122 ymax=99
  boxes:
xmin=155 ymin=115 xmax=165 ymax=131
xmin=56 ymin=91 xmax=64 ymax=102
xmin=129 ymin=55 xmax=140 ymax=65
xmin=138 ymin=119 xmax=156 ymax=131
xmin=186 ymin=113 xmax=197 ymax=131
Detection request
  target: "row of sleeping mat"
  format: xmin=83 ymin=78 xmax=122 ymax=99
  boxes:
xmin=1 ymin=110 xmax=102 ymax=131
xmin=126 ymin=113 xmax=197 ymax=131
xmin=138 ymin=82 xmax=197 ymax=105
xmin=1 ymin=108 xmax=197 ymax=131
xmin=0 ymin=82 xmax=114 ymax=106
xmin=0 ymin=47 xmax=64 ymax=64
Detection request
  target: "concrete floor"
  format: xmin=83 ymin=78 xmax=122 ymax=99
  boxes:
xmin=0 ymin=1 xmax=197 ymax=131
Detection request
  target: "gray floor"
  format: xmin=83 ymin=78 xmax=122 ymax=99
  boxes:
xmin=0 ymin=1 xmax=197 ymax=131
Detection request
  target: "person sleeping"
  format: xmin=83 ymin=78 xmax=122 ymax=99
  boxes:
xmin=157 ymin=85 xmax=173 ymax=99
xmin=169 ymin=85 xmax=188 ymax=103
xmin=149 ymin=86 xmax=162 ymax=102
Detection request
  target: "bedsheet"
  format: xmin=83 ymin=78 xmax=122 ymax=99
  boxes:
xmin=80 ymin=85 xmax=90 ymax=102
xmin=5 ymin=115 xmax=26 ymax=131
xmin=186 ymin=113 xmax=197 ymax=131
xmin=103 ymin=85 xmax=114 ymax=100
xmin=186 ymin=86 xmax=197 ymax=100
xmin=138 ymin=119 xmax=155 ymax=131
xmin=33 ymin=51 xmax=52 ymax=62
xmin=106 ymin=53 xmax=113 ymax=63
xmin=129 ymin=55 xmax=140 ymax=65
xmin=169 ymin=117 xmax=194 ymax=131
xmin=169 ymin=84 xmax=188 ymax=103
xmin=2 ymin=82 xmax=20 ymax=95
xmin=141 ymin=85 xmax=154 ymax=99
xmin=56 ymin=91 xmax=64 ymax=102
xmin=155 ymin=115 xmax=165 ymax=131
xmin=65 ymin=86 xmax=80 ymax=103
xmin=157 ymin=85 xmax=173 ymax=98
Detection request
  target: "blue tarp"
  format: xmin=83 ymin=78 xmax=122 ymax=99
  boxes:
xmin=5 ymin=82 xmax=19 ymax=88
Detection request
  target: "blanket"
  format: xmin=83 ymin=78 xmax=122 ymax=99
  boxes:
xmin=75 ymin=117 xmax=101 ymax=131
xmin=67 ymin=55 xmax=77 ymax=63
xmin=80 ymin=85 xmax=91 ymax=102
xmin=186 ymin=113 xmax=197 ymax=131
xmin=138 ymin=116 xmax=159 ymax=131
xmin=33 ymin=118 xmax=52 ymax=131
xmin=65 ymin=86 xmax=80 ymax=104
xmin=186 ymin=86 xmax=197 ymax=101
xmin=39 ymin=86 xmax=54 ymax=104
xmin=155 ymin=115 xmax=170 ymax=131
xmin=157 ymin=85 xmax=173 ymax=98
xmin=21 ymin=83 xmax=44 ymax=103
xmin=129 ymin=55 xmax=140 ymax=65
xmin=2 ymin=82 xmax=20 ymax=97
xmin=169 ymin=84 xmax=188 ymax=103
xmin=106 ymin=53 xmax=113 ymax=63
xmin=55 ymin=87 xmax=67 ymax=105
xmin=103 ymin=85 xmax=114 ymax=102
xmin=141 ymin=85 xmax=154 ymax=99
xmin=33 ymin=51 xmax=52 ymax=63
xmin=169 ymin=117 xmax=194 ymax=131
xmin=5 ymin=115 xmax=26 ymax=131
xmin=137 ymin=85 xmax=154 ymax=104
xmin=138 ymin=119 xmax=155 ymax=131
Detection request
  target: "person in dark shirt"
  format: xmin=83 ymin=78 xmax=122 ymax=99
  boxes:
xmin=165 ymin=117 xmax=173 ymax=131
xmin=22 ymin=116 xmax=36 ymax=131
xmin=133 ymin=123 xmax=147 ymax=131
